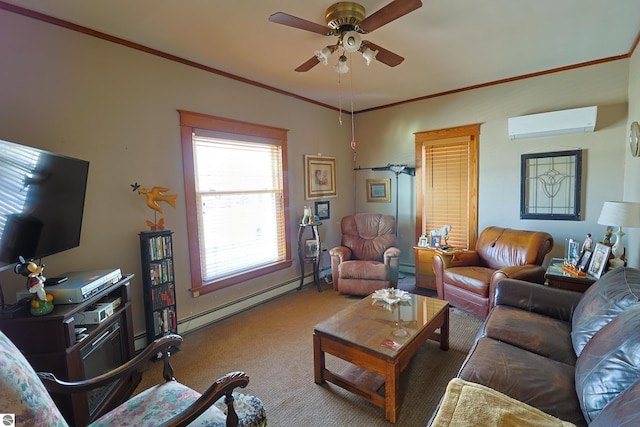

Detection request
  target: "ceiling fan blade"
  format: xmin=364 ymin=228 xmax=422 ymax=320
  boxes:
xmin=269 ymin=12 xmax=332 ymax=35
xmin=363 ymin=41 xmax=404 ymax=67
xmin=358 ymin=0 xmax=423 ymax=33
xmin=295 ymin=56 xmax=321 ymax=72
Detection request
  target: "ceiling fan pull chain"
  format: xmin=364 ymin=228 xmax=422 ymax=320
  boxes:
xmin=350 ymin=55 xmax=357 ymax=151
xmin=337 ymin=71 xmax=343 ymax=125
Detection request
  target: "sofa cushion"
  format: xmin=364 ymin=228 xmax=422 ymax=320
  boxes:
xmin=458 ymin=337 xmax=585 ymax=426
xmin=589 ymin=379 xmax=640 ymax=427
xmin=443 ymin=266 xmax=493 ymax=296
xmin=571 ymin=267 xmax=640 ymax=356
xmin=0 ymin=331 xmax=69 ymax=427
xmin=481 ymin=305 xmax=576 ymax=365
xmin=339 ymin=260 xmax=387 ymax=281
xmin=430 ymin=378 xmax=576 ymax=427
xmin=89 ymin=381 xmax=267 ymax=427
xmin=575 ymin=303 xmax=640 ymax=424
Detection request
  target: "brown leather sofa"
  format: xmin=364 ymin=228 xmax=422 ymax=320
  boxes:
xmin=431 ymin=267 xmax=640 ymax=426
xmin=432 ymin=226 xmax=553 ymax=319
xmin=329 ymin=213 xmax=400 ymax=295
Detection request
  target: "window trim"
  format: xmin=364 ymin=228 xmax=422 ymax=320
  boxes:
xmin=415 ymin=124 xmax=480 ymax=249
xmin=179 ymin=110 xmax=292 ymax=296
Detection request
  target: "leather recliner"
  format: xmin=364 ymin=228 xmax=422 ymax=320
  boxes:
xmin=329 ymin=213 xmax=401 ymax=295
xmin=432 ymin=226 xmax=553 ymax=318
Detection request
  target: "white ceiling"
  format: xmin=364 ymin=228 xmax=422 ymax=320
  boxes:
xmin=3 ymin=0 xmax=640 ymax=111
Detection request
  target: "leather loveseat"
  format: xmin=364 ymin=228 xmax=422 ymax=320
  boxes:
xmin=429 ymin=267 xmax=640 ymax=426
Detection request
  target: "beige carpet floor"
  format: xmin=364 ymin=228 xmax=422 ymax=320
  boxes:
xmin=134 ymin=279 xmax=482 ymax=426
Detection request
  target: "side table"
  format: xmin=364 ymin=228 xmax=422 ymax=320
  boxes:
xmin=545 ymin=258 xmax=597 ymax=292
xmin=298 ymin=222 xmax=322 ymax=291
xmin=414 ymin=246 xmax=436 ymax=290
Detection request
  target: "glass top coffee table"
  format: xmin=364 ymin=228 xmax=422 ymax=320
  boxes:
xmin=313 ymin=292 xmax=449 ymax=423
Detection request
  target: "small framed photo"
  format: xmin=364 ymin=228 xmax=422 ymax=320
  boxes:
xmin=587 ymin=243 xmax=611 ymax=278
xmin=366 ymin=178 xmax=391 ymax=202
xmin=305 ymin=239 xmax=319 ymax=258
xmin=430 ymin=234 xmax=441 ymax=248
xmin=315 ymin=200 xmax=330 ymax=220
xmin=566 ymin=238 xmax=581 ymax=264
xmin=577 ymin=250 xmax=592 ymax=272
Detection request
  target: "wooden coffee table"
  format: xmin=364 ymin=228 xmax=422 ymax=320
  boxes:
xmin=313 ymin=293 xmax=449 ymax=423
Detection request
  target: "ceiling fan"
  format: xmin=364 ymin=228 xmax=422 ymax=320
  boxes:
xmin=268 ymin=1 xmax=423 ymax=73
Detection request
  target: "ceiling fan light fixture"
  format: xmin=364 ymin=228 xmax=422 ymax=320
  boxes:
xmin=314 ymin=47 xmax=333 ymax=65
xmin=342 ymin=30 xmax=362 ymax=53
xmin=334 ymin=54 xmax=349 ymax=74
xmin=361 ymin=47 xmax=378 ymax=66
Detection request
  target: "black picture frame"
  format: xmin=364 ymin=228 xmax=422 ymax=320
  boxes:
xmin=315 ymin=200 xmax=330 ymax=220
xmin=577 ymin=250 xmax=592 ymax=271
xmin=520 ymin=150 xmax=582 ymax=220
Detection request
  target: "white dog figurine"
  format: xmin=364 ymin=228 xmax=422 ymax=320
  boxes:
xmin=440 ymin=224 xmax=452 ymax=245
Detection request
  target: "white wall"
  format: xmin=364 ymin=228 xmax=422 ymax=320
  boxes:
xmin=624 ymin=44 xmax=640 ymax=267
xmin=355 ymin=61 xmax=630 ymax=264
xmin=0 ymin=10 xmax=352 ymax=338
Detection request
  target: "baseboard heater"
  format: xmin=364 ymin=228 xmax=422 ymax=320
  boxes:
xmin=508 ymin=106 xmax=597 ymax=140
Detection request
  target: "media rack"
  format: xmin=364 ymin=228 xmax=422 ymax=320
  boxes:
xmin=139 ymin=230 xmax=177 ymax=345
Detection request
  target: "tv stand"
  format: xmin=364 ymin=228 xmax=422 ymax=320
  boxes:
xmin=0 ymin=273 xmax=139 ymax=426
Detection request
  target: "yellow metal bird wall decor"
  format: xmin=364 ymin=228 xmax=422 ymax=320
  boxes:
xmin=132 ymin=182 xmax=178 ymax=230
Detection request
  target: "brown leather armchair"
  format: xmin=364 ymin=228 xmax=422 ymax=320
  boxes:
xmin=329 ymin=213 xmax=401 ymax=295
xmin=432 ymin=226 xmax=553 ymax=319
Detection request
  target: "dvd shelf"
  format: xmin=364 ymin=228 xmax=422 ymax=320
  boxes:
xmin=139 ymin=230 xmax=177 ymax=345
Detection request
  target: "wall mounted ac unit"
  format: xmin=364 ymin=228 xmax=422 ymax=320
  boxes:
xmin=508 ymin=106 xmax=597 ymax=140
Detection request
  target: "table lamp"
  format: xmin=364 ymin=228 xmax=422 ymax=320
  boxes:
xmin=597 ymin=201 xmax=640 ymax=266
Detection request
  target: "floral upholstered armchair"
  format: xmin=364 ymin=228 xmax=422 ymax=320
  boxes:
xmin=0 ymin=331 xmax=267 ymax=427
xmin=329 ymin=213 xmax=401 ymax=295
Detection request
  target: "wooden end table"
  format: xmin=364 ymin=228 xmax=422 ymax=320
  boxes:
xmin=545 ymin=257 xmax=597 ymax=292
xmin=313 ymin=293 xmax=449 ymax=423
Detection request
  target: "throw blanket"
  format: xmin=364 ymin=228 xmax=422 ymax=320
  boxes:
xmin=431 ymin=378 xmax=576 ymax=427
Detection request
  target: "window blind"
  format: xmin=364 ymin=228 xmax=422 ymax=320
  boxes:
xmin=192 ymin=134 xmax=286 ymax=282
xmin=421 ymin=136 xmax=470 ymax=249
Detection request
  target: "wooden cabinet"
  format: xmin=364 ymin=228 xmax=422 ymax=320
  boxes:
xmin=139 ymin=230 xmax=177 ymax=344
xmin=0 ymin=274 xmax=139 ymax=426
xmin=414 ymin=246 xmax=437 ymax=290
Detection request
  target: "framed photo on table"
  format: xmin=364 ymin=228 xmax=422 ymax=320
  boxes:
xmin=304 ymin=155 xmax=337 ymax=200
xmin=305 ymin=239 xmax=319 ymax=258
xmin=315 ymin=200 xmax=330 ymax=220
xmin=587 ymin=243 xmax=611 ymax=278
xmin=577 ymin=250 xmax=592 ymax=272
xmin=366 ymin=178 xmax=391 ymax=202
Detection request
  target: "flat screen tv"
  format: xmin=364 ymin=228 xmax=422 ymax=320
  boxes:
xmin=0 ymin=138 xmax=90 ymax=272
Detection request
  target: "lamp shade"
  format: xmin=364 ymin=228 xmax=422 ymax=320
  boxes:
xmin=597 ymin=201 xmax=640 ymax=228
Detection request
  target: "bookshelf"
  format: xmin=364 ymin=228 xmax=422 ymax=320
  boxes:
xmin=139 ymin=230 xmax=177 ymax=345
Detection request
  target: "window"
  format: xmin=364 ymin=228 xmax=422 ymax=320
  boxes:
xmin=415 ymin=124 xmax=479 ymax=249
xmin=179 ymin=111 xmax=291 ymax=296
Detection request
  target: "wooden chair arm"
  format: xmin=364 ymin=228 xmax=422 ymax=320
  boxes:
xmin=158 ymin=371 xmax=250 ymax=427
xmin=38 ymin=334 xmax=183 ymax=394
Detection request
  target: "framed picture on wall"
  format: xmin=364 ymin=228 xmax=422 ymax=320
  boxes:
xmin=304 ymin=155 xmax=337 ymax=200
xmin=366 ymin=178 xmax=391 ymax=202
xmin=315 ymin=200 xmax=330 ymax=220
xmin=520 ymin=150 xmax=582 ymax=220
